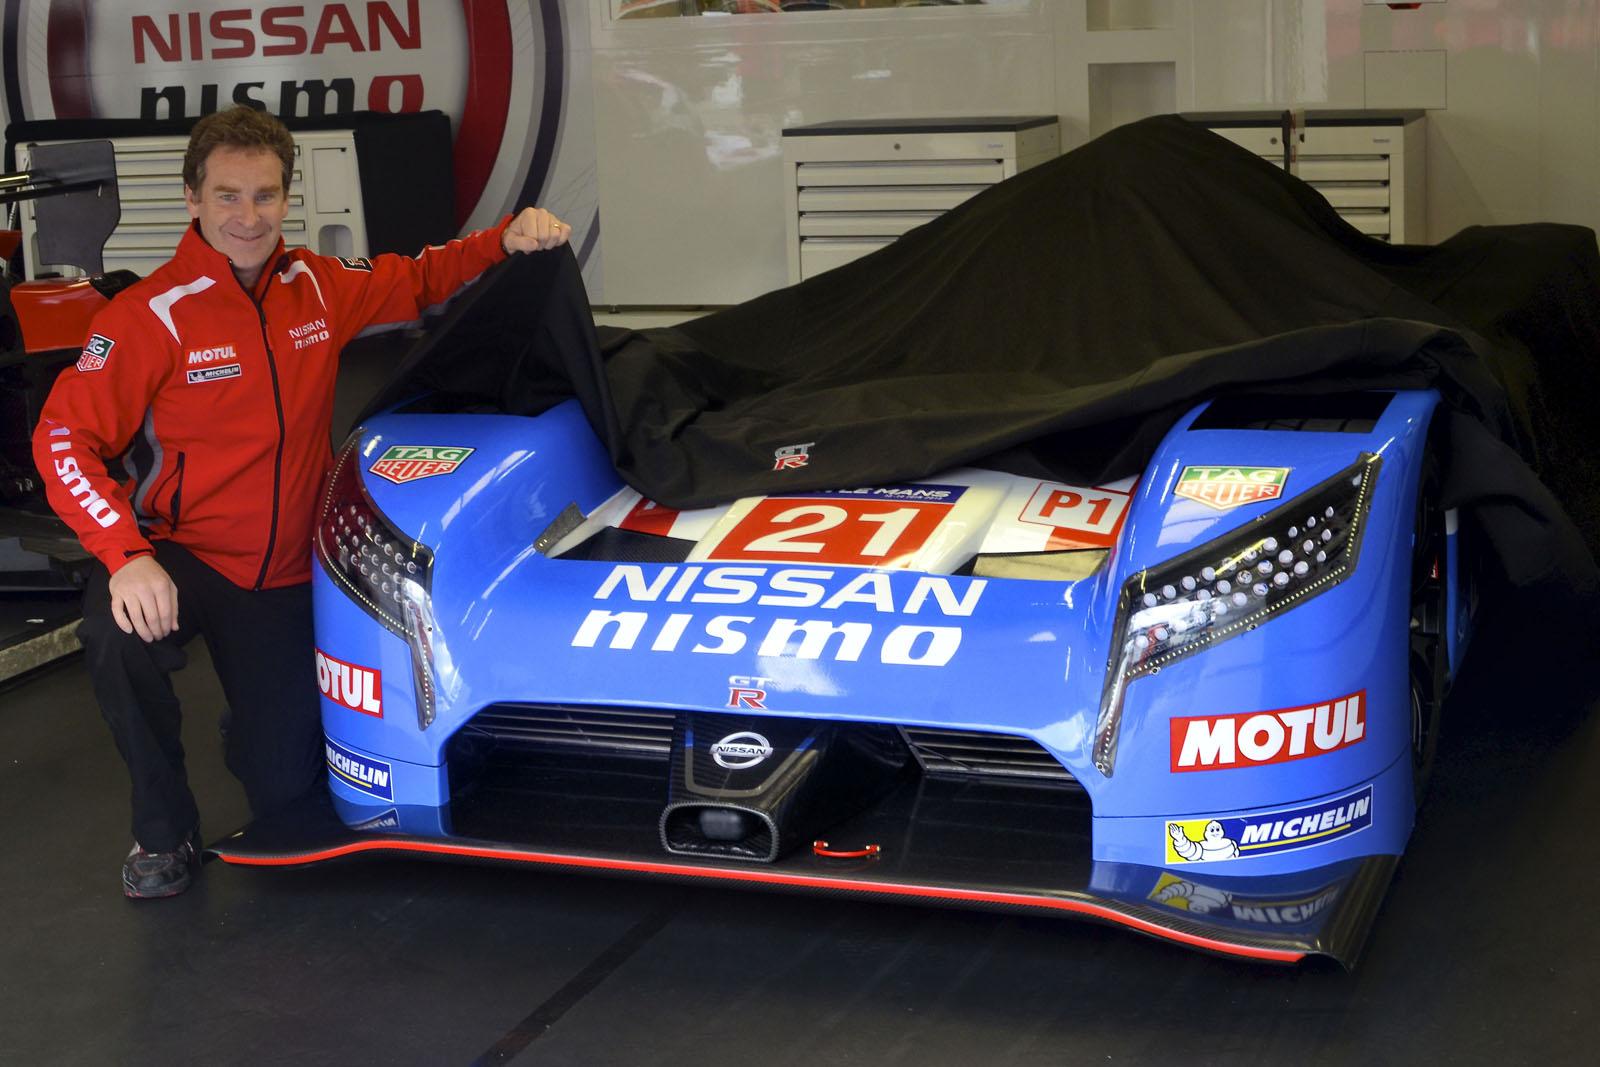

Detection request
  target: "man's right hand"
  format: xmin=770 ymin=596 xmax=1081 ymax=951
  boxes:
xmin=108 ymin=555 xmax=180 ymax=642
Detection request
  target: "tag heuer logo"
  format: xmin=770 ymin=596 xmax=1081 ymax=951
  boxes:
xmin=1174 ymin=466 xmax=1291 ymax=510
xmin=368 ymin=445 xmax=474 ymax=484
xmin=76 ymin=333 xmax=115 ymax=372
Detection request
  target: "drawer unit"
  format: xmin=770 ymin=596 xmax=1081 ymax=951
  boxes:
xmin=783 ymin=116 xmax=1061 ymax=283
xmin=1191 ymin=110 xmax=1426 ymax=243
xmin=17 ymin=130 xmax=369 ymax=279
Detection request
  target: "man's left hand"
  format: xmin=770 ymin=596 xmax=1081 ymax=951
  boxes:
xmin=502 ymin=207 xmax=571 ymax=254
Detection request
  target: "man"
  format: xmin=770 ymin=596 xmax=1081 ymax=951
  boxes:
xmin=31 ymin=105 xmax=571 ymax=898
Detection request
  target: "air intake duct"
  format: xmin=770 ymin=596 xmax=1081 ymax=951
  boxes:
xmin=660 ymin=713 xmax=910 ymax=862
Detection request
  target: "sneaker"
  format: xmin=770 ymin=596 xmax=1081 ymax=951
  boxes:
xmin=121 ymin=835 xmax=199 ymax=899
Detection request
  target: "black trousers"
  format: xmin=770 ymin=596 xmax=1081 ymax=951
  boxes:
xmin=78 ymin=541 xmax=324 ymax=852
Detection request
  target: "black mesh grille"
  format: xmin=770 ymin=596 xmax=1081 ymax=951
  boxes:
xmin=465 ymin=703 xmax=676 ymax=757
xmin=459 ymin=708 xmax=1074 ymax=783
xmin=901 ymin=727 xmax=1076 ymax=783
xmin=1189 ymin=392 xmax=1392 ymax=433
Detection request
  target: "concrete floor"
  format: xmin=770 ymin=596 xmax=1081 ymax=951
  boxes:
xmin=1 ymin=591 xmax=1596 ymax=1066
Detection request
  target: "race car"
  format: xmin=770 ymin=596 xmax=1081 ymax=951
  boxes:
xmin=214 ymin=382 xmax=1471 ymax=968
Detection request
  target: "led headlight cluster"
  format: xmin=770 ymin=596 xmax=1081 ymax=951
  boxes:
xmin=316 ymin=438 xmax=434 ymax=638
xmin=316 ymin=437 xmax=442 ymax=729
xmin=1093 ymin=453 xmax=1381 ymax=776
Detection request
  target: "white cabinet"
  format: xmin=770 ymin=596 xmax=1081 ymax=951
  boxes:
xmin=783 ymin=117 xmax=1061 ymax=284
xmin=16 ymin=130 xmax=369 ymax=279
xmin=1192 ymin=110 xmax=1426 ymax=243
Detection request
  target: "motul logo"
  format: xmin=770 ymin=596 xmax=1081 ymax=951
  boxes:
xmin=315 ymin=649 xmax=382 ymax=718
xmin=1170 ymin=690 xmax=1365 ymax=772
xmin=186 ymin=344 xmax=236 ymax=364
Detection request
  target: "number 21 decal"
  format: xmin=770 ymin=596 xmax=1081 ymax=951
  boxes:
xmin=708 ymin=496 xmax=953 ymax=567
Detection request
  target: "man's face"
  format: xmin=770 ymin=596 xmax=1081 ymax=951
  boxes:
xmin=183 ymin=146 xmax=288 ymax=283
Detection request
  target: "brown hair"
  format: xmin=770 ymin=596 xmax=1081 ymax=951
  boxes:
xmin=183 ymin=106 xmax=295 ymax=194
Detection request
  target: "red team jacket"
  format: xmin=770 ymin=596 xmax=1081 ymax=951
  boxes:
xmin=32 ymin=218 xmax=512 ymax=589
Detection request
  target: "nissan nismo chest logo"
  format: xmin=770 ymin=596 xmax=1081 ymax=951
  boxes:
xmin=711 ymin=732 xmax=773 ymax=770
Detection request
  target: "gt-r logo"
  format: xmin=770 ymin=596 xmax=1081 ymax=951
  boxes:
xmin=1170 ymin=690 xmax=1365 ymax=771
xmin=773 ymin=442 xmax=814 ymax=471
xmin=315 ymin=649 xmax=383 ymax=717
xmin=727 ymin=675 xmax=769 ymax=709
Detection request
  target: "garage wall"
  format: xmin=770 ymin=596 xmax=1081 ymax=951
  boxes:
xmin=588 ymin=2 xmax=1057 ymax=305
xmin=588 ymin=0 xmax=1600 ymax=305
xmin=2 ymin=2 xmax=1594 ymax=307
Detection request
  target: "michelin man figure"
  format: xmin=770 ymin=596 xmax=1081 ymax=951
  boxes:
xmin=1152 ymin=878 xmax=1232 ymax=914
xmin=1169 ymin=819 xmax=1240 ymax=862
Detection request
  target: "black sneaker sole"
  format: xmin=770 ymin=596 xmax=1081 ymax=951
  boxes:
xmin=122 ymin=874 xmax=192 ymax=899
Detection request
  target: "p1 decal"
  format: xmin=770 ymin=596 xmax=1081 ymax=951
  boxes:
xmin=773 ymin=442 xmax=813 ymax=471
xmin=1018 ymin=480 xmax=1131 ymax=548
xmin=1171 ymin=690 xmax=1365 ymax=772
xmin=1174 ymin=466 xmax=1291 ymax=511
xmin=325 ymin=738 xmax=394 ymax=802
xmin=368 ymin=445 xmax=474 ymax=485
xmin=1165 ymin=786 xmax=1373 ymax=864
xmin=619 ymin=498 xmax=681 ymax=537
xmin=315 ymin=649 xmax=383 ymax=717
xmin=76 ymin=333 xmax=114 ymax=372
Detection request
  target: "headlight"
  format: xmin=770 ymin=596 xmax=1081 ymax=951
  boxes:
xmin=316 ymin=434 xmax=441 ymax=729
xmin=1092 ymin=453 xmax=1381 ymax=776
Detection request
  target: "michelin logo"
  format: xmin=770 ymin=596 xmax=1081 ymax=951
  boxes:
xmin=186 ymin=364 xmax=242 ymax=385
xmin=1147 ymin=873 xmax=1341 ymax=928
xmin=325 ymin=738 xmax=393 ymax=802
xmin=1165 ymin=786 xmax=1372 ymax=864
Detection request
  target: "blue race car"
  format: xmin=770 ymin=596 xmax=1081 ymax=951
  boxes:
xmin=215 ymin=384 xmax=1470 ymax=968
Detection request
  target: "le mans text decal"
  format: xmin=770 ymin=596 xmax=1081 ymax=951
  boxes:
xmin=1165 ymin=786 xmax=1373 ymax=864
xmin=368 ymin=445 xmax=474 ymax=484
xmin=1171 ymin=690 xmax=1365 ymax=771
xmin=76 ymin=333 xmax=115 ymax=372
xmin=325 ymin=737 xmax=393 ymax=802
xmin=1174 ymin=466 xmax=1291 ymax=511
xmin=315 ymin=649 xmax=382 ymax=717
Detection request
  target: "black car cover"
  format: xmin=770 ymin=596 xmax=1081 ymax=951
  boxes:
xmin=363 ymin=115 xmax=1600 ymax=630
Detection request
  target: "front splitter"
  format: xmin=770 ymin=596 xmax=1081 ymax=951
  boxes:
xmin=210 ymin=776 xmax=1396 ymax=969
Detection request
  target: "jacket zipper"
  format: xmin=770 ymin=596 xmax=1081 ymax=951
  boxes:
xmin=250 ymin=294 xmax=287 ymax=590
xmin=168 ymin=452 xmax=186 ymax=531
